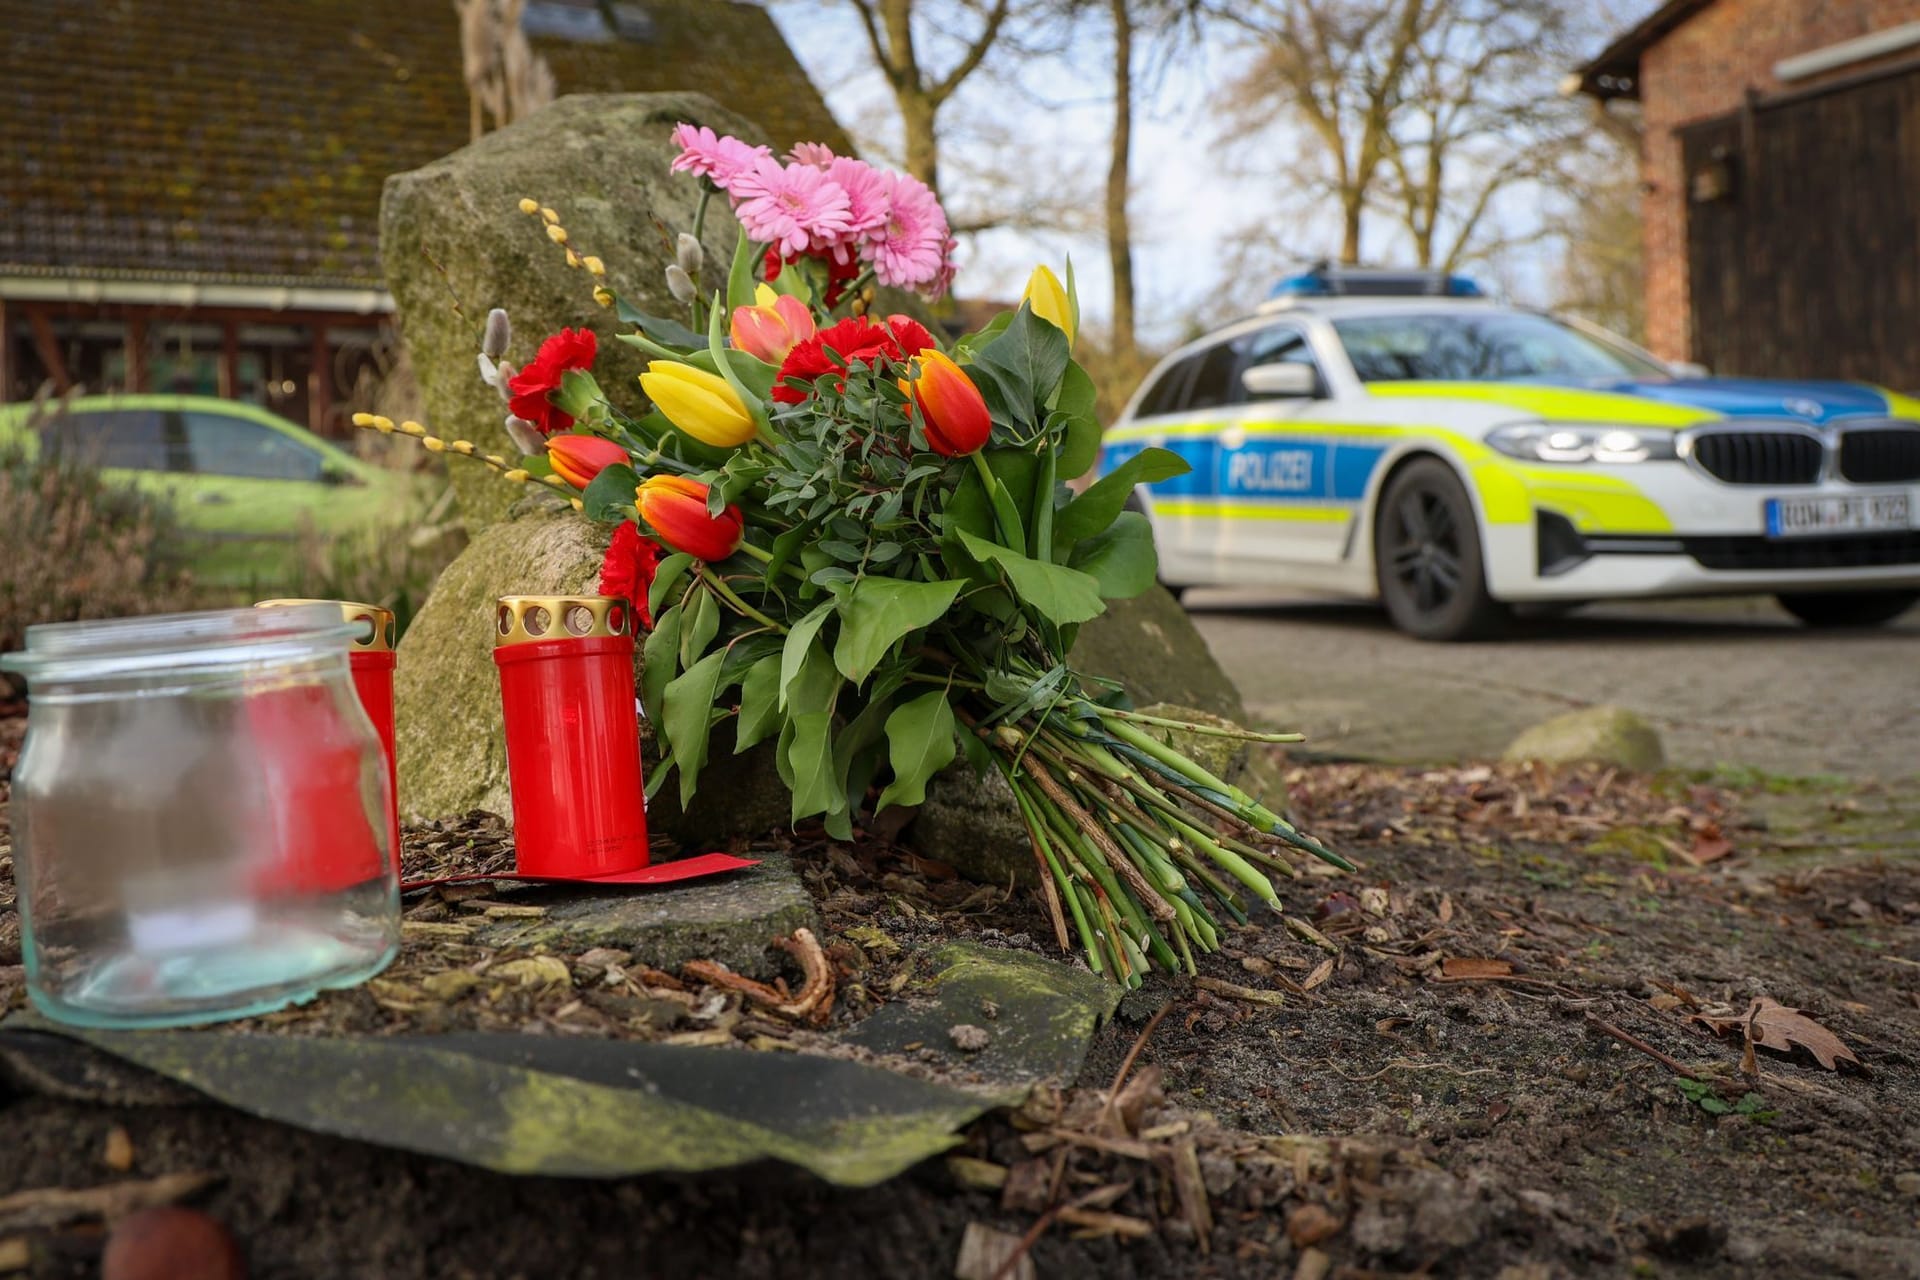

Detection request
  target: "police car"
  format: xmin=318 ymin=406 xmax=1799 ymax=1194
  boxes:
xmin=1103 ymin=267 xmax=1920 ymax=640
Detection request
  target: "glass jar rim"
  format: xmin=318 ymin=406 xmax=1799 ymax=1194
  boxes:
xmin=1 ymin=605 xmax=359 ymax=680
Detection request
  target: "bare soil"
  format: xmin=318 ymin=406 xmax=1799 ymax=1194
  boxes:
xmin=2 ymin=724 xmax=1918 ymax=1278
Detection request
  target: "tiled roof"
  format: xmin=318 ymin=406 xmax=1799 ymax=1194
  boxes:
xmin=1573 ymin=0 xmax=1716 ymax=99
xmin=0 ymin=0 xmax=849 ymax=289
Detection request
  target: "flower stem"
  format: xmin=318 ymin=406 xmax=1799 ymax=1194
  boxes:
xmin=1099 ymin=706 xmax=1306 ymax=744
xmin=698 ymin=565 xmax=785 ymax=632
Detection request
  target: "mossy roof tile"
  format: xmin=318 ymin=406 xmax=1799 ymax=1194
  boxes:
xmin=0 ymin=0 xmax=848 ymax=289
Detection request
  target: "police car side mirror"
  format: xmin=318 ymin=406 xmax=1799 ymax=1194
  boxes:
xmin=1240 ymin=363 xmax=1318 ymax=399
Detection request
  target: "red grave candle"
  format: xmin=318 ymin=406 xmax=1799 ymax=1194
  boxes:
xmin=257 ymin=599 xmax=398 ymax=862
xmin=491 ymin=595 xmax=649 ymax=878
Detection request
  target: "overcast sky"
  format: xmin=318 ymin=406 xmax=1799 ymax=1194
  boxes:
xmin=770 ymin=2 xmax=1655 ymax=348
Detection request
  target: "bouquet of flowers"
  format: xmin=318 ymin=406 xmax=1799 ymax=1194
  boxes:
xmin=361 ymin=125 xmax=1348 ymax=985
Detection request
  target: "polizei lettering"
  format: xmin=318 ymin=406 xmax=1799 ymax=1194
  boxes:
xmin=1226 ymin=448 xmax=1314 ymax=493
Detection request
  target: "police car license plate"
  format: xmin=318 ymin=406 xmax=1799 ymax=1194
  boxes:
xmin=1764 ymin=492 xmax=1911 ymax=538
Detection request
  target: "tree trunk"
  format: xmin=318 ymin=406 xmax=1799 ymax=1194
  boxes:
xmin=1340 ymin=197 xmax=1363 ymax=265
xmin=899 ymin=90 xmax=940 ymax=193
xmin=1106 ymin=0 xmax=1135 ymax=358
xmin=880 ymin=0 xmax=940 ymax=194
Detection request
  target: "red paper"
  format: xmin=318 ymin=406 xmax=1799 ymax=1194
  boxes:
xmin=400 ymin=852 xmax=758 ymax=894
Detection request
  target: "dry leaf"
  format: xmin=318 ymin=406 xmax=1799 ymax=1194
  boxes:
xmin=1686 ymin=826 xmax=1734 ymax=865
xmin=1441 ymin=957 xmax=1514 ymax=979
xmin=1692 ymin=997 xmax=1862 ymax=1072
xmin=1745 ymin=998 xmax=1861 ymax=1072
xmin=489 ymin=956 xmax=574 ymax=989
xmin=1438 ymin=894 xmax=1454 ymax=924
xmin=1302 ymin=957 xmax=1336 ymax=992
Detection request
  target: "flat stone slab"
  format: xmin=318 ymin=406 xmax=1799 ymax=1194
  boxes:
xmin=472 ymin=852 xmax=817 ymax=978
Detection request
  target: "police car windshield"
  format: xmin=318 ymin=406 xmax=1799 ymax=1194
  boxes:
xmin=1332 ymin=312 xmax=1667 ymax=383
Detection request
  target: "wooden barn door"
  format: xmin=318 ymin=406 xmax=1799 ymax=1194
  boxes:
xmin=1681 ymin=63 xmax=1920 ymax=388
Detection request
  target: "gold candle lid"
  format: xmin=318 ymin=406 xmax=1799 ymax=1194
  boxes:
xmin=494 ymin=595 xmax=633 ymax=647
xmin=256 ymin=598 xmax=396 ymax=652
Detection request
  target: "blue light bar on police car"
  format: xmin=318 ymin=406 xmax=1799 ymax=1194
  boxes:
xmin=1270 ymin=266 xmax=1484 ymax=299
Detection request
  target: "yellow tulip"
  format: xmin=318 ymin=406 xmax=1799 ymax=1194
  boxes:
xmin=639 ymin=361 xmax=758 ymax=448
xmin=1022 ymin=264 xmax=1074 ymax=346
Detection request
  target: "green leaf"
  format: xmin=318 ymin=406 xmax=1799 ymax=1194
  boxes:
xmin=1053 ymin=362 xmax=1101 ymax=480
xmin=831 ymin=577 xmax=965 ymax=685
xmin=680 ymin=585 xmax=719 ymax=668
xmin=581 ymin=463 xmax=640 ymax=522
xmin=956 ymin=529 xmax=1106 ymax=625
xmin=766 ymin=524 xmax=813 ymax=583
xmin=874 ymin=689 xmax=958 ymax=811
xmin=734 ymin=653 xmax=783 ymax=753
xmin=786 ymin=711 xmax=841 ymax=820
xmin=641 ymin=603 xmax=683 ymax=722
xmin=615 ymin=296 xmax=704 ymax=350
xmin=949 ymin=309 xmax=1013 ymax=362
xmin=779 ymin=602 xmax=834 ymax=709
xmin=1053 ymin=447 xmax=1190 ymax=546
xmin=1068 ymin=511 xmax=1159 ymax=599
xmin=971 ymin=305 xmax=1071 ymax=428
xmin=726 ymin=228 xmax=760 ymax=311
xmin=648 ymin=552 xmax=695 ymax=621
xmin=553 ymin=367 xmax=604 ymax=420
xmin=662 ymin=649 xmax=727 ymax=807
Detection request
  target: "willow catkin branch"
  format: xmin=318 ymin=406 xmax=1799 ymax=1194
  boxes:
xmin=1023 ymin=757 xmax=1176 ymax=923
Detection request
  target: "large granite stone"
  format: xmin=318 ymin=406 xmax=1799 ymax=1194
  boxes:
xmin=381 ymin=92 xmax=765 ymax=527
xmin=392 ymin=501 xmax=791 ymax=846
xmin=1072 ymin=586 xmax=1247 ymax=723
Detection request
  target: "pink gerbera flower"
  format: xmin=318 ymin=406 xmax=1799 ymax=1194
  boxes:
xmin=927 ymin=235 xmax=961 ymax=301
xmin=730 ymin=159 xmax=854 ymax=258
xmin=669 ymin=123 xmax=771 ymax=191
xmin=820 ymin=157 xmax=891 ymax=261
xmin=786 ymin=142 xmax=838 ymax=169
xmin=865 ymin=172 xmax=949 ymax=291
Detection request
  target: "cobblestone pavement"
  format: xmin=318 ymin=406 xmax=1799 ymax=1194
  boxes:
xmin=1190 ymin=590 xmax=1919 ymax=781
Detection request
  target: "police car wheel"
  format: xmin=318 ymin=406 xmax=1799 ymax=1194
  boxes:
xmin=1775 ymin=590 xmax=1919 ymax=629
xmin=1375 ymin=459 xmax=1508 ymax=642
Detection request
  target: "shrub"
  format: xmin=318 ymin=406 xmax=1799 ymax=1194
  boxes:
xmin=0 ymin=445 xmax=200 ymax=657
xmin=277 ymin=517 xmax=467 ymax=643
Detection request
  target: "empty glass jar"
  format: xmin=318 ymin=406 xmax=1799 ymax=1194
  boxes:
xmin=1 ymin=605 xmax=400 ymax=1028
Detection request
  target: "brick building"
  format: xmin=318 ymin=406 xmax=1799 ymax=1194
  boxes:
xmin=1577 ymin=0 xmax=1920 ymax=386
xmin=0 ymin=0 xmax=847 ymax=436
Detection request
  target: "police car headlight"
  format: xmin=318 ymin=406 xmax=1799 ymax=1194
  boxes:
xmin=1486 ymin=424 xmax=1679 ymax=464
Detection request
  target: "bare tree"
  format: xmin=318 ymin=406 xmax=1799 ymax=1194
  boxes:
xmin=1548 ymin=101 xmax=1645 ymax=341
xmin=843 ymin=0 xmax=1016 ymax=197
xmin=1221 ymin=0 xmax=1431 ymax=265
xmin=1107 ymin=0 xmax=1137 ymax=354
xmin=1374 ymin=0 xmax=1586 ymax=269
xmin=454 ymin=0 xmax=556 ymax=140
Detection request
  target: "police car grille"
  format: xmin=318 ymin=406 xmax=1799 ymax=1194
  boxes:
xmin=1684 ymin=533 xmax=1920 ymax=571
xmin=1838 ymin=428 xmax=1920 ymax=484
xmin=1691 ymin=432 xmax=1824 ymax=485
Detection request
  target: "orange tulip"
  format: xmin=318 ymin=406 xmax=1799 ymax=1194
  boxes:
xmin=546 ymin=434 xmax=630 ymax=489
xmin=634 ymin=474 xmax=744 ymax=562
xmin=730 ymin=284 xmax=817 ymax=364
xmin=904 ymin=350 xmax=992 ymax=457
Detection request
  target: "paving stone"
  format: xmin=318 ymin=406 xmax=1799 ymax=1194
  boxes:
xmin=472 ymin=852 xmax=816 ymax=978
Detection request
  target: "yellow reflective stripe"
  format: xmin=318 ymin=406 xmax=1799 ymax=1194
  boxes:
xmin=1366 ymin=381 xmax=1716 ymax=427
xmin=1876 ymin=386 xmax=1920 ymax=422
xmin=1154 ymin=499 xmax=1349 ymax=522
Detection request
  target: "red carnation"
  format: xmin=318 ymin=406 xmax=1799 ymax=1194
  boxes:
xmin=772 ymin=314 xmax=937 ymax=404
xmin=507 ymin=327 xmax=598 ymax=435
xmin=764 ymin=247 xmax=862 ymax=307
xmin=598 ymin=520 xmax=665 ymax=629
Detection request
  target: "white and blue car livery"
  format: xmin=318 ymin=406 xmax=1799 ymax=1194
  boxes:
xmin=1101 ymin=287 xmax=1920 ymax=639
